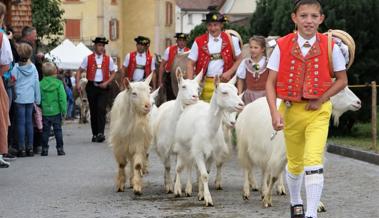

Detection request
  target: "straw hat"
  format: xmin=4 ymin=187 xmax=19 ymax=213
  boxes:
xmin=225 ymin=29 xmax=243 ymax=47
xmin=324 ymin=29 xmax=356 ymax=72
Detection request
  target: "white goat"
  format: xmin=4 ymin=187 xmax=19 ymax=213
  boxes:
xmin=174 ymin=77 xmax=244 ymax=206
xmin=236 ymin=86 xmax=361 ymax=208
xmin=109 ymin=74 xmax=153 ymax=195
xmin=153 ymin=69 xmax=203 ymax=193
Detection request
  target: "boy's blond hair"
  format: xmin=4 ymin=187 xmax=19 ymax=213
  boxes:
xmin=17 ymin=43 xmax=33 ymax=63
xmin=42 ymin=62 xmax=57 ymax=76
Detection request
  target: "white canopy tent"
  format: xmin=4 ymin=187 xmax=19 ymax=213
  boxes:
xmin=45 ymin=39 xmax=93 ymax=70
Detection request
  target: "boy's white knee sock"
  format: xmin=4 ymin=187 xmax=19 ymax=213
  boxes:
xmin=304 ymin=166 xmax=324 ymax=218
xmin=286 ymin=169 xmax=304 ymax=206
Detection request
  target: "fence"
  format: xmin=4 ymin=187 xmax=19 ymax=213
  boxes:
xmin=348 ymin=81 xmax=378 ymax=152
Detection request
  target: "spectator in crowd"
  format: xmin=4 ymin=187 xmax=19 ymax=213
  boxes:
xmin=40 ymin=62 xmax=67 ymax=156
xmin=11 ymin=43 xmax=40 ymax=157
xmin=64 ymin=70 xmax=75 ymax=119
xmin=0 ymin=2 xmax=14 ymax=167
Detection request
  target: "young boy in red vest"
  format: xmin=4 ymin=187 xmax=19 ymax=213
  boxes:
xmin=187 ymin=9 xmax=242 ymax=102
xmin=76 ymin=37 xmax=117 ymax=143
xmin=122 ymin=36 xmax=156 ymax=88
xmin=266 ymin=0 xmax=348 ymax=217
xmin=158 ymin=33 xmax=190 ymax=101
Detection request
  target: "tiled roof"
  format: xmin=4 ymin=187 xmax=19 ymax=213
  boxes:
xmin=176 ymin=0 xmax=226 ymax=11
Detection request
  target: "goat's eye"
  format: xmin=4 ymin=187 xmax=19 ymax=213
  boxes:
xmin=182 ymin=85 xmax=186 ymax=89
xmin=222 ymin=91 xmax=228 ymax=95
xmin=132 ymin=92 xmax=137 ymax=96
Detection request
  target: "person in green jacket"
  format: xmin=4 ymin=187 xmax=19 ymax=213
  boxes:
xmin=39 ymin=62 xmax=67 ymax=156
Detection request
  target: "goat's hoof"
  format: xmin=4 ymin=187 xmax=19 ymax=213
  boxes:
xmin=263 ymin=203 xmax=272 ymax=208
xmin=116 ymin=187 xmax=125 ymax=192
xmin=185 ymin=192 xmax=192 ymax=197
xmin=277 ymin=190 xmax=287 ymax=196
xmin=198 ymin=194 xmax=204 ymax=201
xmin=262 ymin=198 xmax=272 ymax=208
xmin=251 ymin=188 xmax=259 ymax=192
xmin=215 ymin=185 xmax=223 ymax=190
xmin=116 ymin=183 xmax=125 ymax=192
xmin=318 ymin=202 xmax=326 ymax=213
xmin=243 ymin=195 xmax=249 ymax=201
xmin=205 ymin=200 xmax=214 ymax=207
xmin=133 ymin=190 xmax=142 ymax=196
xmin=165 ymin=185 xmax=174 ymax=194
xmin=174 ymin=193 xmax=181 ymax=198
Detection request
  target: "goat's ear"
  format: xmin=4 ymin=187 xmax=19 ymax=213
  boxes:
xmin=228 ymin=73 xmax=237 ymax=85
xmin=194 ymin=69 xmax=203 ymax=84
xmin=123 ymin=77 xmax=131 ymax=90
xmin=176 ymin=67 xmax=183 ymax=84
xmin=151 ymin=87 xmax=160 ymax=99
xmin=144 ymin=72 xmax=153 ymax=85
xmin=214 ymin=75 xmax=220 ymax=88
xmin=238 ymin=91 xmax=244 ymax=98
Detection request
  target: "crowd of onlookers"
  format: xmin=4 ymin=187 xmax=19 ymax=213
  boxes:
xmin=0 ymin=2 xmax=77 ymax=168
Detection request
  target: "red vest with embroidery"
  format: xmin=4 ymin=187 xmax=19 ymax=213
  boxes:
xmin=126 ymin=50 xmax=152 ymax=81
xmin=165 ymin=45 xmax=190 ymax=72
xmin=276 ymin=33 xmax=333 ymax=102
xmin=194 ymin=32 xmax=235 ymax=75
xmin=86 ymin=53 xmax=110 ymax=81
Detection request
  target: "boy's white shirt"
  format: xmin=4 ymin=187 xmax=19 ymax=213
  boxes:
xmin=267 ymin=33 xmax=346 ymax=72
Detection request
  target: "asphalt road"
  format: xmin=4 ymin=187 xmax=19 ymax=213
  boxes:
xmin=1 ymin=121 xmax=378 ymax=218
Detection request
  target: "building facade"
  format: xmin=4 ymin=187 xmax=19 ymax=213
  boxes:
xmin=1 ymin=0 xmax=32 ymax=37
xmin=176 ymin=0 xmax=258 ymax=34
xmin=61 ymin=0 xmax=176 ymax=68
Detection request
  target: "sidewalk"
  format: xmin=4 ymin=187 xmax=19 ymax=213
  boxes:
xmin=327 ymin=143 xmax=379 ymax=165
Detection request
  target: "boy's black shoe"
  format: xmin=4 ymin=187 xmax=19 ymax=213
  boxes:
xmin=26 ymin=149 xmax=34 ymax=157
xmin=96 ymin=134 xmax=105 ymax=143
xmin=57 ymin=148 xmax=65 ymax=156
xmin=291 ymin=204 xmax=305 ymax=218
xmin=17 ymin=150 xmax=26 ymax=157
xmin=41 ymin=149 xmax=48 ymax=156
xmin=3 ymin=153 xmax=16 ymax=161
xmin=91 ymin=135 xmax=97 ymax=142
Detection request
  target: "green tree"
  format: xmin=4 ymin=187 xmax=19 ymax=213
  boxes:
xmin=32 ymin=0 xmax=65 ymax=49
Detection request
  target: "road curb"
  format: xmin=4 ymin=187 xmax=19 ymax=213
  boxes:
xmin=327 ymin=144 xmax=379 ymax=166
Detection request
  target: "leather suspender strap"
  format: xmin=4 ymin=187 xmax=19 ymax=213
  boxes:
xmin=327 ymin=29 xmax=334 ymax=78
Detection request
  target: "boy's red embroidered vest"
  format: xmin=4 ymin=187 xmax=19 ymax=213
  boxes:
xmin=276 ymin=33 xmax=334 ymax=102
xmin=126 ymin=50 xmax=152 ymax=81
xmin=86 ymin=53 xmax=110 ymax=81
xmin=194 ymin=32 xmax=234 ymax=75
xmin=165 ymin=45 xmax=190 ymax=72
xmin=246 ymin=69 xmax=269 ymax=91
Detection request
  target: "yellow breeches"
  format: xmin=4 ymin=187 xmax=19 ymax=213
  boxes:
xmin=200 ymin=77 xmax=215 ymax=102
xmin=279 ymin=100 xmax=332 ymax=175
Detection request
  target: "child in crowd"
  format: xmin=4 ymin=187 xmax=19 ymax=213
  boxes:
xmin=11 ymin=42 xmax=40 ymax=157
xmin=39 ymin=62 xmax=67 ymax=156
xmin=237 ymin=36 xmax=268 ymax=104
